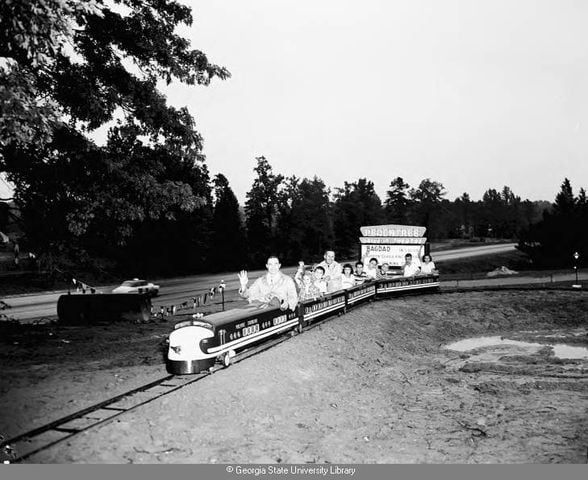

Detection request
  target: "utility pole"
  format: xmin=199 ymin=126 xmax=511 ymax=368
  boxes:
xmin=572 ymin=251 xmax=581 ymax=288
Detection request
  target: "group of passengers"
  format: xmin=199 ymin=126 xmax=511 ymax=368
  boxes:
xmin=237 ymin=250 xmax=437 ymax=311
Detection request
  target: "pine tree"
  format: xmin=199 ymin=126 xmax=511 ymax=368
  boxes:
xmin=210 ymin=174 xmax=247 ymax=271
xmin=384 ymin=177 xmax=411 ymax=224
xmin=554 ymin=178 xmax=576 ymax=215
xmin=408 ymin=179 xmax=446 ymax=239
xmin=244 ymin=156 xmax=284 ymax=265
xmin=282 ymin=176 xmax=333 ymax=263
xmin=333 ymin=179 xmax=384 ymax=258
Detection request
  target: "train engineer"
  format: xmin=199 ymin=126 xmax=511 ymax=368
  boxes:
xmin=237 ymin=256 xmax=298 ymax=311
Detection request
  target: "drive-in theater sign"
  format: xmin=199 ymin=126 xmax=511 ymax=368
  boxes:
xmin=359 ymin=224 xmax=428 ymax=268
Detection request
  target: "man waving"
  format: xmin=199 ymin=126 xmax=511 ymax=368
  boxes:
xmin=238 ymin=256 xmax=298 ymax=311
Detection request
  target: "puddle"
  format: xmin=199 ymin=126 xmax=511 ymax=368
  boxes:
xmin=552 ymin=345 xmax=588 ymax=359
xmin=446 ymin=336 xmax=588 ymax=360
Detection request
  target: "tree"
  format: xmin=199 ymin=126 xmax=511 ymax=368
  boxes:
xmin=518 ymin=178 xmax=587 ymax=267
xmin=244 ymin=156 xmax=284 ymax=265
xmin=1 ymin=0 xmax=230 ymax=272
xmin=453 ymin=193 xmax=473 ymax=238
xmin=278 ymin=176 xmax=333 ymax=264
xmin=333 ymin=178 xmax=384 ymax=258
xmin=384 ymin=177 xmax=411 ymax=224
xmin=0 ymin=1 xmax=103 ymax=149
xmin=554 ymin=178 xmax=575 ymax=215
xmin=0 ymin=202 xmax=9 ymax=231
xmin=210 ymin=174 xmax=247 ymax=272
xmin=578 ymin=188 xmax=587 ymax=208
xmin=408 ymin=179 xmax=446 ymax=238
xmin=273 ymin=175 xmax=301 ymax=264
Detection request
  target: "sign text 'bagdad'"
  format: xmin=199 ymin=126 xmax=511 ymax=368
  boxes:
xmin=360 ymin=224 xmax=426 ymax=238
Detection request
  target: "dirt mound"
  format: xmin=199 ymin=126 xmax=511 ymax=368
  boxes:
xmin=487 ymin=266 xmax=519 ymax=277
xmin=1 ymin=290 xmax=587 ymax=463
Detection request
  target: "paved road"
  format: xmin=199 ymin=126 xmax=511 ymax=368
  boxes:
xmin=5 ymin=242 xmax=582 ymax=324
xmin=432 ymin=242 xmax=517 ymax=261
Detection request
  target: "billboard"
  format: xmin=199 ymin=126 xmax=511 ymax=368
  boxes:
xmin=359 ymin=224 xmax=427 ymax=267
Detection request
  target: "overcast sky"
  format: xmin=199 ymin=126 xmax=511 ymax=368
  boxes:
xmin=162 ymin=0 xmax=588 ymax=204
xmin=3 ymin=0 xmax=588 ymax=204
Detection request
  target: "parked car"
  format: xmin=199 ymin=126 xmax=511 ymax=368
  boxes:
xmin=112 ymin=278 xmax=159 ymax=296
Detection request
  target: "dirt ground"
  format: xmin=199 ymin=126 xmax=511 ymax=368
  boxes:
xmin=1 ymin=290 xmax=587 ymax=463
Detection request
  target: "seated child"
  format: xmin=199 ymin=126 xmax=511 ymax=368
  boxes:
xmin=298 ymin=271 xmax=321 ymax=301
xmin=341 ymin=263 xmax=356 ymax=289
xmin=294 ymin=260 xmax=306 ymax=288
xmin=354 ymin=261 xmax=368 ymax=285
xmin=312 ymin=265 xmax=328 ymax=294
xmin=377 ymin=262 xmax=391 ymax=279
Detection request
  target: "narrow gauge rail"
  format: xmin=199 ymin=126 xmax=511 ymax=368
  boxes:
xmin=2 ymin=274 xmax=439 ymax=462
xmin=1 ymin=325 xmax=303 ymax=463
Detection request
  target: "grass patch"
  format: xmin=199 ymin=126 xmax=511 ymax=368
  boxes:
xmin=437 ymin=249 xmax=532 ymax=277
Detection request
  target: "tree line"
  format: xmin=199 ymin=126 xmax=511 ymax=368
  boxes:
xmin=518 ymin=178 xmax=588 ymax=268
xmin=232 ymin=156 xmax=553 ymax=269
xmin=1 ymin=1 xmax=583 ymax=277
xmin=0 ymin=151 xmax=559 ymax=274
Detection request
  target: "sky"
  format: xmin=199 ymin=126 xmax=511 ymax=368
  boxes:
xmin=2 ymin=0 xmax=588 ymax=204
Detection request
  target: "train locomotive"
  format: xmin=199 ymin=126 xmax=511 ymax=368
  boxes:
xmin=167 ymin=274 xmax=439 ymax=374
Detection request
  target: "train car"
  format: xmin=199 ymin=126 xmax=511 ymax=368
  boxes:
xmin=375 ymin=274 xmax=440 ymax=297
xmin=299 ymin=289 xmax=347 ymax=324
xmin=167 ymin=305 xmax=299 ymax=374
xmin=345 ymin=282 xmax=377 ymax=309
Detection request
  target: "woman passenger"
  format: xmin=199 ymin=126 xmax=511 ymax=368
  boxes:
xmin=341 ymin=263 xmax=356 ymax=289
xmin=420 ymin=254 xmax=437 ymax=275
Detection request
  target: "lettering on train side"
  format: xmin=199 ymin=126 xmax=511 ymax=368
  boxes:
xmin=349 ymin=286 xmax=375 ymax=298
xmin=304 ymin=296 xmax=345 ymax=314
xmin=273 ymin=314 xmax=288 ymax=326
xmin=241 ymin=324 xmax=260 ymax=337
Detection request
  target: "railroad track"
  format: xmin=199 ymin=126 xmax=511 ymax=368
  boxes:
xmin=0 ymin=312 xmax=333 ymax=463
xmin=2 ymin=285 xmax=584 ymax=463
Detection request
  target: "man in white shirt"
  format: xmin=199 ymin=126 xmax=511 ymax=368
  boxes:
xmin=317 ymin=250 xmax=343 ymax=292
xmin=365 ymin=257 xmax=379 ymax=280
xmin=402 ymin=253 xmax=421 ymax=277
xmin=237 ymin=256 xmax=298 ymax=310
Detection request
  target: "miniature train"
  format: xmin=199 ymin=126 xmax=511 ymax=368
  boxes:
xmin=166 ymin=274 xmax=440 ymax=374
